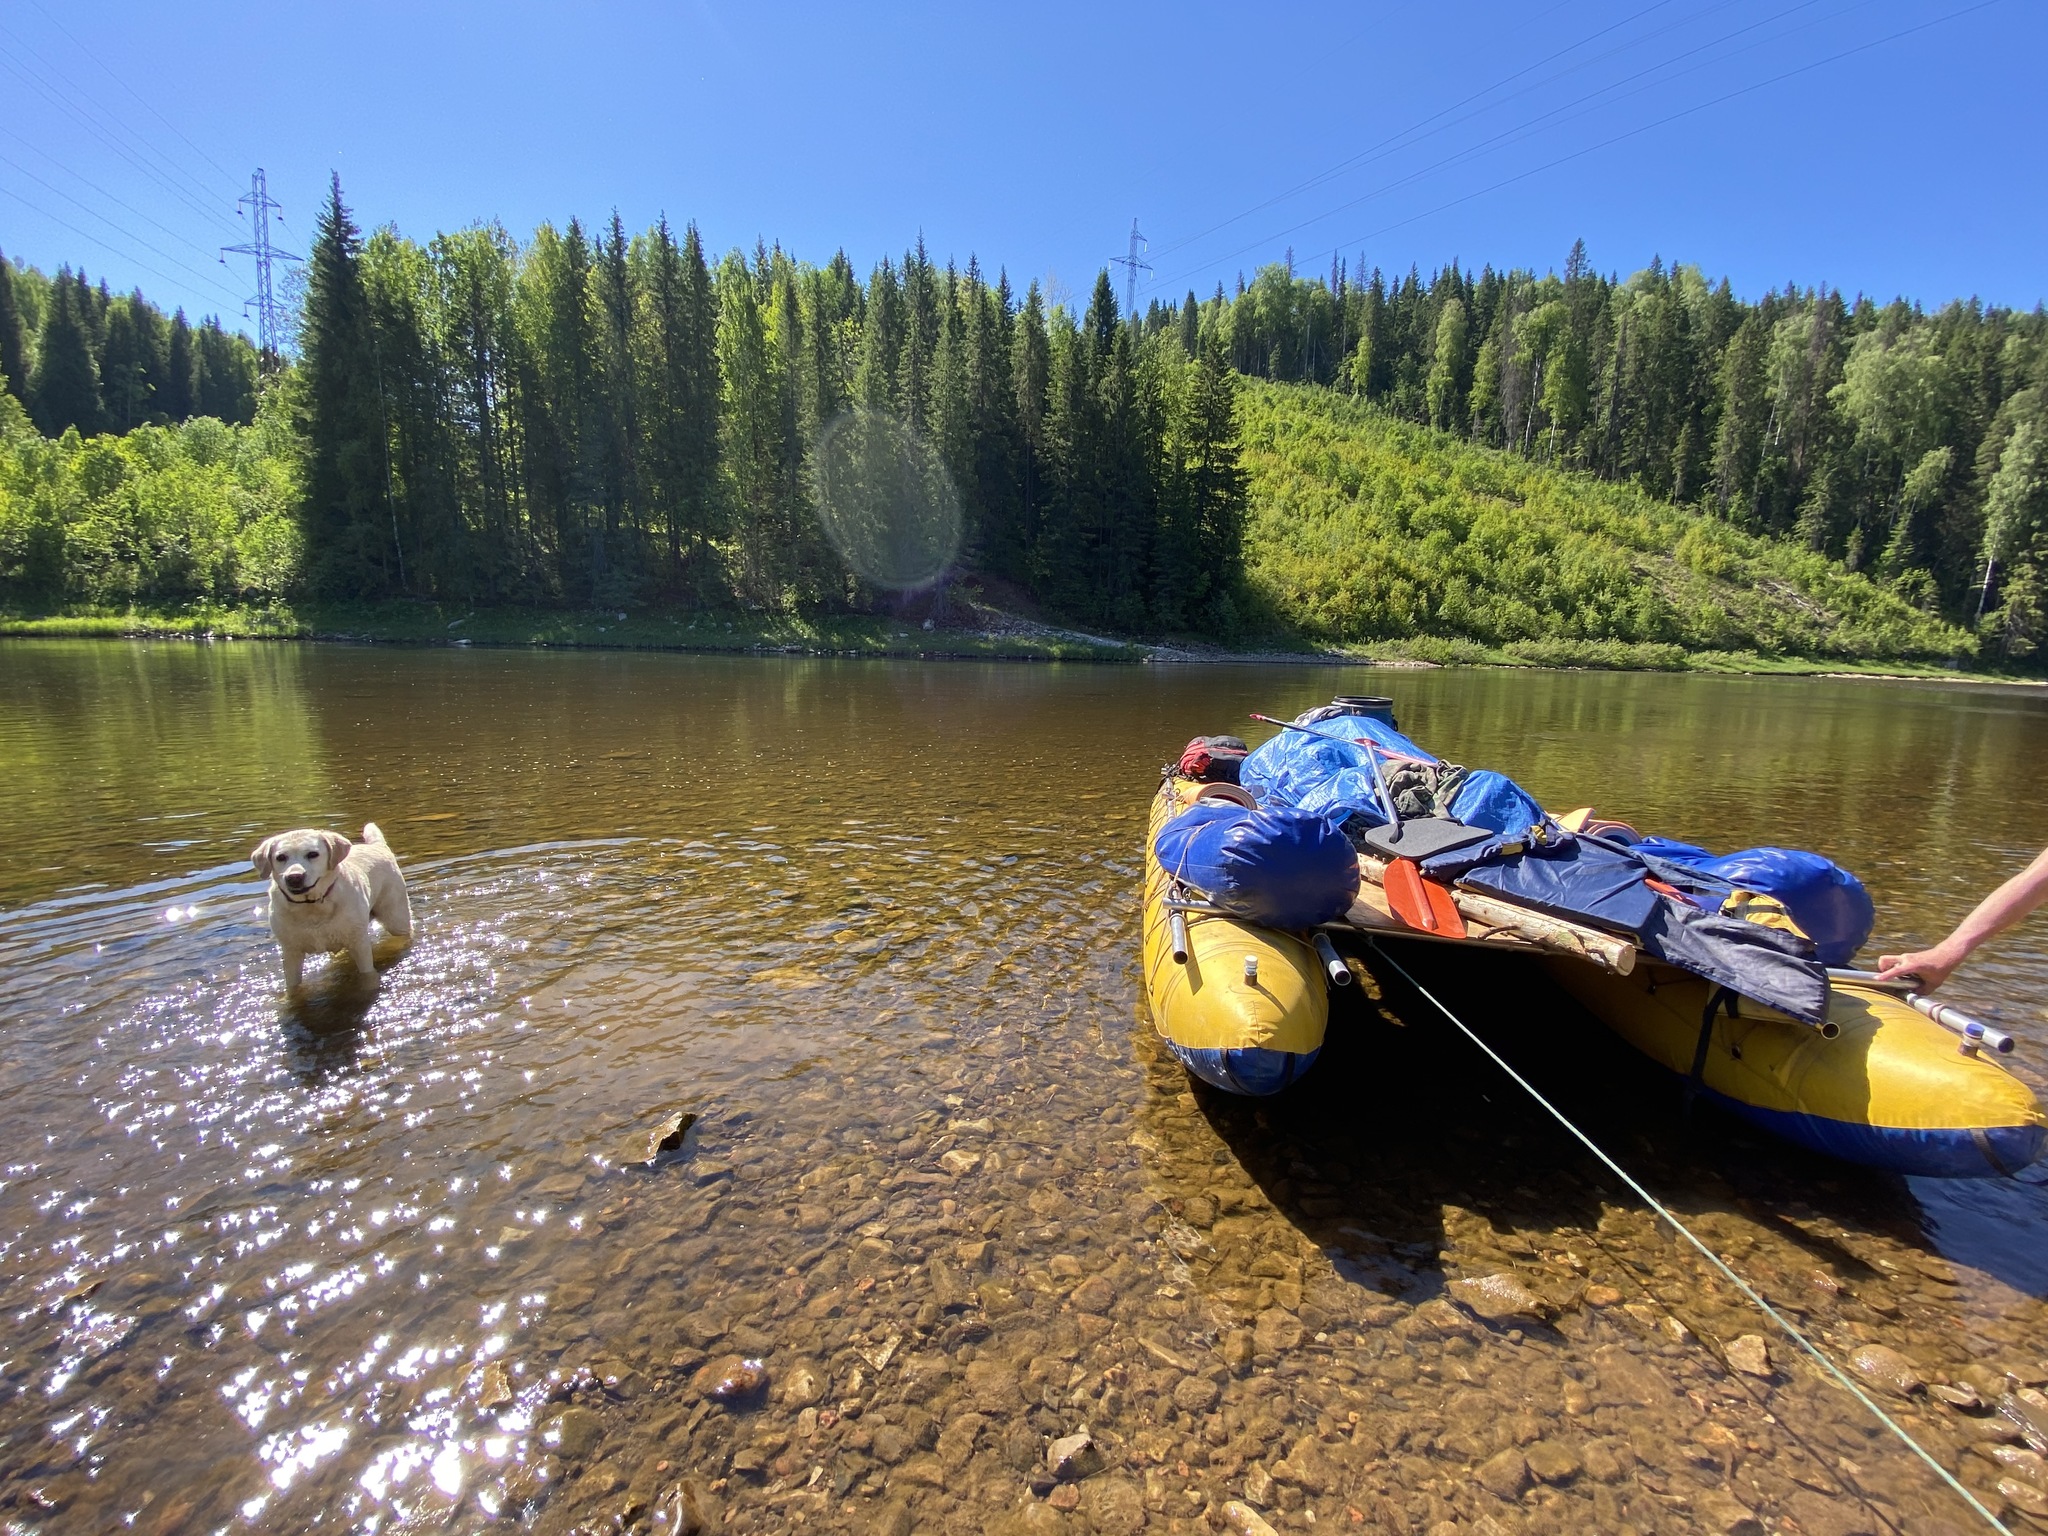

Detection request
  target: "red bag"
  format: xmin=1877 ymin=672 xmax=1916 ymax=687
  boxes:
xmin=1176 ymin=735 xmax=1249 ymax=784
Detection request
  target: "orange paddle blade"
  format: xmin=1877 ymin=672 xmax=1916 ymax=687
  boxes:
xmin=1383 ymin=858 xmax=1467 ymax=937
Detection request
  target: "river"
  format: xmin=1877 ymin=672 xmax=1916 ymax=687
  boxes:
xmin=1 ymin=640 xmax=2045 ymax=1535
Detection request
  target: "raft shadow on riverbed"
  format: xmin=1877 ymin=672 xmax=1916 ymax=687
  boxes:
xmin=1172 ymin=939 xmax=2041 ymax=1301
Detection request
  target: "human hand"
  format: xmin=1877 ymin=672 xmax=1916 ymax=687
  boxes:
xmin=1875 ymin=944 xmax=1963 ymax=992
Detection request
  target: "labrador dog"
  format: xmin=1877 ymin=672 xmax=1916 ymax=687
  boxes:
xmin=252 ymin=823 xmax=413 ymax=992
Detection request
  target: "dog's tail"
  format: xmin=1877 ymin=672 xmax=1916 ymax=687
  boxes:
xmin=362 ymin=822 xmax=387 ymax=846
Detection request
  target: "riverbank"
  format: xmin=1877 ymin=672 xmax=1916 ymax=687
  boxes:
xmin=8 ymin=599 xmax=2044 ymax=683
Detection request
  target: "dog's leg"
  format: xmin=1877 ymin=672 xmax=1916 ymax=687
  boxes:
xmin=282 ymin=949 xmax=306 ymax=993
xmin=348 ymin=935 xmax=377 ymax=976
xmin=376 ymin=881 xmax=414 ymax=941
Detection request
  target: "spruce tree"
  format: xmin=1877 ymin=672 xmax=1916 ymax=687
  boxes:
xmin=100 ymin=297 xmax=150 ymax=431
xmin=29 ymin=268 xmax=102 ymax=437
xmin=164 ymin=310 xmax=195 ymax=421
xmin=0 ymin=250 xmax=26 ymax=405
xmin=299 ymin=174 xmax=392 ymax=595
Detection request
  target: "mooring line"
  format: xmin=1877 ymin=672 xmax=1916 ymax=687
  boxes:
xmin=1365 ymin=937 xmax=2012 ymax=1536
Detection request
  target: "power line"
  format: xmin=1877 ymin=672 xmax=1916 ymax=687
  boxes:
xmin=0 ymin=19 xmax=236 ymax=217
xmin=1276 ymin=0 xmax=2007 ymax=294
xmin=1149 ymin=0 xmax=1857 ymax=296
xmin=0 ymin=183 xmax=244 ymax=314
xmin=1143 ymin=0 xmax=1694 ymax=269
xmin=17 ymin=0 xmax=242 ymax=192
xmin=0 ymin=129 xmax=242 ymax=269
xmin=0 ymin=150 xmax=248 ymax=306
xmin=0 ymin=44 xmax=237 ymax=236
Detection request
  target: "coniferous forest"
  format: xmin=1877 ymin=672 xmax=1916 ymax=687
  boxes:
xmin=2 ymin=179 xmax=2045 ymax=665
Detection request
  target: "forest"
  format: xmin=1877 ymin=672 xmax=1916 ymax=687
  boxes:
xmin=1198 ymin=245 xmax=2047 ymax=659
xmin=2 ymin=186 xmax=2045 ymax=666
xmin=0 ymin=251 xmax=260 ymax=435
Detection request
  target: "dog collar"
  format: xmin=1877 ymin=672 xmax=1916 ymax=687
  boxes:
xmin=283 ymin=886 xmax=329 ymax=905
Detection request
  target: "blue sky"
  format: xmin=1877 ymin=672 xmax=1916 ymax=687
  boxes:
xmin=1 ymin=0 xmax=2039 ymax=337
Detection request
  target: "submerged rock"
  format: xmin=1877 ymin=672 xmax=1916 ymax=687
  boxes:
xmin=1449 ymin=1273 xmax=1551 ymax=1324
xmin=1848 ymin=1344 xmax=1925 ymax=1397
xmin=1475 ymin=1448 xmax=1530 ymax=1501
xmin=1047 ymin=1430 xmax=1103 ymax=1481
xmin=542 ymin=1406 xmax=604 ymax=1459
xmin=1725 ymin=1334 xmax=1773 ymax=1378
xmin=711 ymin=1359 xmax=768 ymax=1402
xmin=476 ymin=1360 xmax=515 ymax=1411
xmin=1220 ymin=1500 xmax=1280 ymax=1536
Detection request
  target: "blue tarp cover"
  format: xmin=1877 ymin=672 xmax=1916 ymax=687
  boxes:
xmin=1153 ymin=801 xmax=1361 ymax=930
xmin=1236 ymin=706 xmax=1848 ymax=1023
xmin=1240 ymin=717 xmax=1436 ymax=826
xmin=1631 ymin=838 xmax=1875 ymax=967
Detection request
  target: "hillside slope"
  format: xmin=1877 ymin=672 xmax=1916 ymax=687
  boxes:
xmin=1238 ymin=381 xmax=1975 ymax=667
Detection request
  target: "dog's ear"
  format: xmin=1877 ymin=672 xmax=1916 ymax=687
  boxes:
xmin=321 ymin=830 xmax=353 ymax=867
xmin=251 ymin=835 xmax=279 ymax=877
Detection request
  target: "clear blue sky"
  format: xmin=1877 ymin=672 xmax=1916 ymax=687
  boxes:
xmin=1 ymin=0 xmax=2040 ymax=338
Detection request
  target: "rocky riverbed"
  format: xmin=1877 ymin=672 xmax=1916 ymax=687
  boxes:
xmin=4 ymin=646 xmax=2045 ymax=1534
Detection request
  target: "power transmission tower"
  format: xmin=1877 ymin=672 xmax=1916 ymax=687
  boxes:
xmin=222 ymin=168 xmax=301 ymax=365
xmin=1109 ymin=218 xmax=1151 ymax=322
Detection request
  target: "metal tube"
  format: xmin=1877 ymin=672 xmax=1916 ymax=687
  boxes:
xmin=1169 ymin=908 xmax=1190 ymax=965
xmin=1911 ymin=993 xmax=2015 ymax=1055
xmin=1825 ymin=971 xmax=2014 ymax=1053
xmin=1311 ymin=932 xmax=1352 ymax=987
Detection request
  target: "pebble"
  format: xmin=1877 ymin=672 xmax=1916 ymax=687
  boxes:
xmin=1848 ymin=1344 xmax=1925 ymax=1396
xmin=1252 ymin=1308 xmax=1304 ymax=1353
xmin=1172 ymin=1374 xmax=1222 ymax=1413
xmin=1584 ymin=1284 xmax=1623 ymax=1306
xmin=1223 ymin=1330 xmax=1255 ymax=1374
xmin=1931 ymin=1381 xmax=1983 ymax=1410
xmin=476 ymin=1360 xmax=515 ymax=1411
xmin=710 ymin=1359 xmax=768 ymax=1403
xmin=778 ymin=1362 xmax=824 ymax=1407
xmin=1524 ymin=1439 xmax=1581 ymax=1484
xmin=1069 ymin=1276 xmax=1115 ymax=1313
xmin=1475 ymin=1448 xmax=1530 ymax=1500
xmin=1046 ymin=1430 xmax=1103 ymax=1481
xmin=1220 ymin=1500 xmax=1281 ymax=1536
xmin=1725 ymin=1334 xmax=1773 ymax=1378
xmin=543 ymin=1407 xmax=604 ymax=1460
xmin=1243 ymin=1463 xmax=1274 ymax=1506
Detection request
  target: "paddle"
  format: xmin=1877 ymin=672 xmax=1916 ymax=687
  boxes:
xmin=1383 ymin=856 xmax=1467 ymax=937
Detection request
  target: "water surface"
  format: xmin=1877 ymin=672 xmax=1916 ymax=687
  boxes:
xmin=2 ymin=641 xmax=2046 ymax=1534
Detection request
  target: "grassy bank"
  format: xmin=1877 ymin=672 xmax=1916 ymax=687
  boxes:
xmin=7 ymin=599 xmax=2036 ymax=685
xmin=1236 ymin=381 xmax=1984 ymax=668
xmin=0 ymin=599 xmax=1142 ymax=661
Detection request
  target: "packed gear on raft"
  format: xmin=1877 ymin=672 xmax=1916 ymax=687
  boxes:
xmin=1137 ymin=693 xmax=2043 ymax=1178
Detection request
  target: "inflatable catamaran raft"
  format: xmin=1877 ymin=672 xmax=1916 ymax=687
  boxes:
xmin=1143 ymin=697 xmax=2045 ymax=1179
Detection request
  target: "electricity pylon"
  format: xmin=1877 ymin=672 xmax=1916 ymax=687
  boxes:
xmin=1110 ymin=218 xmax=1151 ymax=322
xmin=222 ymin=168 xmax=301 ymax=364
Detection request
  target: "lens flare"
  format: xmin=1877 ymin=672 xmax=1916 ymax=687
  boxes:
xmin=813 ymin=409 xmax=962 ymax=591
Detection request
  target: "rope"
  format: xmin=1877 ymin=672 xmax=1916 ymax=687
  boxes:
xmin=1364 ymin=937 xmax=2012 ymax=1536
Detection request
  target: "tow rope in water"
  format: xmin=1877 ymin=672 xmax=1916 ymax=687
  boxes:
xmin=1365 ymin=937 xmax=2012 ymax=1536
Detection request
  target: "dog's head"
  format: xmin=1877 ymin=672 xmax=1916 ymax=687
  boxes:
xmin=252 ymin=829 xmax=352 ymax=903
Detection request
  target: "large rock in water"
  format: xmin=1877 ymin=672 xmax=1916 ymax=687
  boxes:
xmin=1848 ymin=1344 xmax=1924 ymax=1397
xmin=1448 ymin=1273 xmax=1551 ymax=1324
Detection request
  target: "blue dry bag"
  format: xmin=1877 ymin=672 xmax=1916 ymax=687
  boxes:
xmin=1153 ymin=802 xmax=1361 ymax=930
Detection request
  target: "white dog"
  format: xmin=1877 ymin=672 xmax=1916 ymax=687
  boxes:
xmin=252 ymin=823 xmax=413 ymax=992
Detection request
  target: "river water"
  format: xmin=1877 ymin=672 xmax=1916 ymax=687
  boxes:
xmin=2 ymin=640 xmax=2045 ymax=1536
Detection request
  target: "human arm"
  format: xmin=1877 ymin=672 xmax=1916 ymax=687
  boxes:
xmin=1877 ymin=846 xmax=2048 ymax=992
